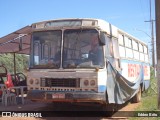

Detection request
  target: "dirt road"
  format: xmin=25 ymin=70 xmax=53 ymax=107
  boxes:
xmin=0 ymin=98 xmax=140 ymax=120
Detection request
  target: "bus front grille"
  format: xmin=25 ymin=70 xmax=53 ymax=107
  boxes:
xmin=41 ymin=78 xmax=80 ymax=87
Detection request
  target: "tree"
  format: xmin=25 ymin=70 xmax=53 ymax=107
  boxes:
xmin=0 ymin=53 xmax=29 ymax=74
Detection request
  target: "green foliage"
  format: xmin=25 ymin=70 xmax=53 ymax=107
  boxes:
xmin=137 ymin=95 xmax=157 ymax=111
xmin=150 ymin=67 xmax=156 ymax=82
xmin=0 ymin=53 xmax=29 ymax=74
xmin=129 ymin=67 xmax=159 ymax=120
xmin=142 ymin=67 xmax=157 ymax=97
xmin=129 ymin=94 xmax=159 ymax=120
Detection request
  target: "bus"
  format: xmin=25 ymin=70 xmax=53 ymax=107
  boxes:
xmin=27 ymin=18 xmax=150 ymax=106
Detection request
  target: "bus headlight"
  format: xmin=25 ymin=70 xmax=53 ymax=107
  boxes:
xmin=35 ymin=79 xmax=39 ymax=85
xmin=90 ymin=80 xmax=96 ymax=86
xmin=29 ymin=79 xmax=34 ymax=84
xmin=84 ymin=80 xmax=89 ymax=86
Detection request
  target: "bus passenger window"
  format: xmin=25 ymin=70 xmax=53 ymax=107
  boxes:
xmin=118 ymin=34 xmax=124 ymax=46
xmin=125 ymin=37 xmax=132 ymax=48
xmin=139 ymin=44 xmax=144 ymax=61
xmin=132 ymin=40 xmax=138 ymax=50
xmin=118 ymin=34 xmax=125 ymax=58
xmin=144 ymin=46 xmax=148 ymax=54
xmin=126 ymin=48 xmax=133 ymax=58
xmin=128 ymin=39 xmax=132 ymax=48
xmin=119 ymin=46 xmax=125 ymax=58
xmin=144 ymin=46 xmax=149 ymax=62
xmin=139 ymin=43 xmax=144 ymax=52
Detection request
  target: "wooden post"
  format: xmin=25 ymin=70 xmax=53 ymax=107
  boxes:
xmin=155 ymin=0 xmax=160 ymax=109
xmin=13 ymin=53 xmax=16 ymax=81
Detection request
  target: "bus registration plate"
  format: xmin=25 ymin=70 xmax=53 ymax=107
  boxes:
xmin=52 ymin=93 xmax=65 ymax=99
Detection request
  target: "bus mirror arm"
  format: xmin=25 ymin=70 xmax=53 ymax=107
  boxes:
xmin=106 ymin=59 xmax=109 ymax=67
xmin=106 ymin=62 xmax=108 ymax=67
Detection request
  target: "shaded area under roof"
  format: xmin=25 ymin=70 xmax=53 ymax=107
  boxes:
xmin=0 ymin=26 xmax=32 ymax=54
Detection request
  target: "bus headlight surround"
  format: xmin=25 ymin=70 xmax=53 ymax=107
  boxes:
xmin=35 ymin=79 xmax=39 ymax=85
xmin=90 ymin=80 xmax=96 ymax=86
xmin=29 ymin=79 xmax=34 ymax=84
xmin=84 ymin=80 xmax=89 ymax=86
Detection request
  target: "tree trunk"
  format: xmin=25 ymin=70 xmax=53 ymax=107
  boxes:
xmin=155 ymin=0 xmax=160 ymax=109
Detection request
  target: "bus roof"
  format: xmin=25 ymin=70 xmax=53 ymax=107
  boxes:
xmin=32 ymin=18 xmax=147 ymax=46
xmin=0 ymin=18 xmax=147 ymax=54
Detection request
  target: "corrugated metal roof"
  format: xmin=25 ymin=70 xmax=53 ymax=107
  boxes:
xmin=0 ymin=26 xmax=32 ymax=54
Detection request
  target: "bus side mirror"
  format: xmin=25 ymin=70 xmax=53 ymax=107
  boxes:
xmin=99 ymin=32 xmax=106 ymax=45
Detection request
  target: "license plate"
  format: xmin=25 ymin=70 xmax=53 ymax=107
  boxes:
xmin=52 ymin=93 xmax=65 ymax=99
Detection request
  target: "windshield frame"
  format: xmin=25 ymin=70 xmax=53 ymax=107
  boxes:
xmin=30 ymin=30 xmax=62 ymax=69
xmin=29 ymin=28 xmax=105 ymax=69
xmin=62 ymin=28 xmax=105 ymax=69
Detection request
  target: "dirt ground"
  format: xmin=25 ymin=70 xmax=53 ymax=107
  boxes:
xmin=0 ymin=97 xmax=140 ymax=120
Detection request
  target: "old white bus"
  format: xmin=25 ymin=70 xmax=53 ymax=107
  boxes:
xmin=25 ymin=18 xmax=150 ymax=105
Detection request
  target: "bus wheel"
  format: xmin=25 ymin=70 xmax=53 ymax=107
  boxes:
xmin=131 ymin=87 xmax=141 ymax=103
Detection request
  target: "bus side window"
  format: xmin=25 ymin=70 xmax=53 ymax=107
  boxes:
xmin=139 ymin=43 xmax=144 ymax=61
xmin=144 ymin=46 xmax=149 ymax=62
xmin=125 ymin=37 xmax=133 ymax=58
xmin=132 ymin=40 xmax=139 ymax=60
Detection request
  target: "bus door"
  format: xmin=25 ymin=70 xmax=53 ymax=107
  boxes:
xmin=112 ymin=38 xmax=121 ymax=71
xmin=105 ymin=34 xmax=121 ymax=72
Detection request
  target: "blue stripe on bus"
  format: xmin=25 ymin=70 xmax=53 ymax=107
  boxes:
xmin=98 ymin=85 xmax=106 ymax=92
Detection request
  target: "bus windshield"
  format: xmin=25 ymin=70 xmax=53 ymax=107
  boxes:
xmin=32 ymin=30 xmax=62 ymax=68
xmin=63 ymin=29 xmax=104 ymax=68
xmin=31 ymin=29 xmax=104 ymax=69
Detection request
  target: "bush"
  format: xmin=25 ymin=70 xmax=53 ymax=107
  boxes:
xmin=0 ymin=53 xmax=29 ymax=74
xmin=142 ymin=67 xmax=157 ymax=97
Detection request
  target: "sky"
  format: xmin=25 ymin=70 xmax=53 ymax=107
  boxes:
xmin=0 ymin=0 xmax=155 ymax=46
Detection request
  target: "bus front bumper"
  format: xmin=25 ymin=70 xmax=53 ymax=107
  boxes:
xmin=27 ymin=90 xmax=106 ymax=103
